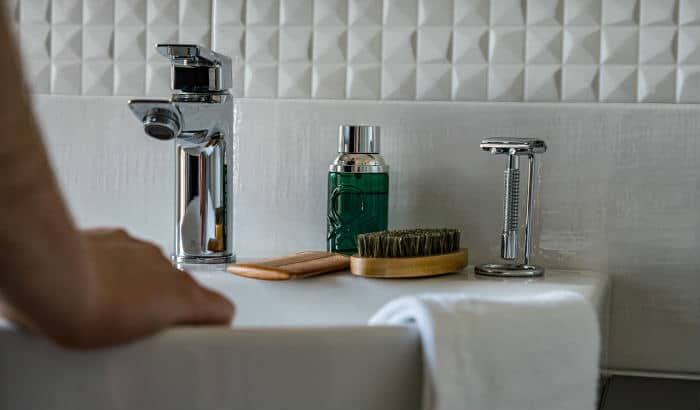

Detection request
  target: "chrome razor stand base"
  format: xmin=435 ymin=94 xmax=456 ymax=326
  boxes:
xmin=475 ymin=263 xmax=544 ymax=277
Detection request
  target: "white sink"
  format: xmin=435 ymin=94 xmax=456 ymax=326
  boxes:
xmin=0 ymin=267 xmax=609 ymax=410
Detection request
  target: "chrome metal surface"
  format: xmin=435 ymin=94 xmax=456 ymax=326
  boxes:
xmin=476 ymin=137 xmax=547 ymax=277
xmin=128 ymin=43 xmax=235 ymax=264
xmin=338 ymin=125 xmax=380 ymax=154
xmin=329 ymin=153 xmax=388 ymax=173
xmin=156 ymin=44 xmax=232 ymax=92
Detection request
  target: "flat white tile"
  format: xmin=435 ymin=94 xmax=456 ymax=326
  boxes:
xmin=417 ymin=27 xmax=452 ymax=63
xmin=600 ymin=65 xmax=637 ymax=102
xmin=83 ymin=0 xmax=114 ymax=25
xmin=51 ymin=25 xmax=82 ymax=60
xmin=313 ymin=27 xmax=347 ymax=63
xmin=525 ymin=64 xmax=561 ymax=101
xmin=488 ymin=64 xmax=524 ymax=100
xmin=383 ymin=28 xmax=417 ymax=63
xmin=640 ymin=0 xmax=678 ymax=25
xmin=148 ymin=0 xmax=178 ymax=26
xmin=245 ymin=64 xmax=278 ymax=97
xmin=280 ymin=0 xmax=313 ymax=25
xmin=245 ymin=27 xmax=279 ymax=63
xmin=527 ymin=0 xmax=563 ymax=25
xmin=489 ymin=28 xmax=525 ymax=63
xmin=564 ymin=0 xmax=601 ymax=25
xmin=312 ymin=64 xmax=346 ymax=98
xmin=602 ymin=0 xmax=639 ymax=25
xmin=491 ymin=0 xmax=526 ymax=25
xmin=562 ymin=65 xmax=599 ymax=101
xmin=51 ymin=60 xmax=82 ymax=94
xmin=418 ymin=0 xmax=453 ymax=25
xmin=314 ymin=0 xmax=348 ymax=25
xmin=526 ymin=27 xmax=562 ymax=64
xmin=348 ymin=27 xmax=382 ymax=63
xmin=601 ymin=27 xmax=639 ymax=64
xmin=453 ymin=27 xmax=489 ymax=64
xmin=638 ymin=66 xmax=676 ymax=102
xmin=82 ymin=61 xmax=113 ymax=95
xmin=279 ymin=27 xmax=311 ymax=62
xmin=246 ymin=0 xmax=280 ymax=25
xmin=114 ymin=62 xmax=146 ymax=95
xmin=52 ymin=0 xmax=82 ymax=24
xmin=83 ymin=27 xmax=114 ymax=60
xmin=278 ymin=63 xmax=312 ymax=97
xmin=347 ymin=64 xmax=381 ymax=98
xmin=384 ymin=0 xmax=418 ymax=25
xmin=639 ymin=27 xmax=677 ymax=65
xmin=213 ymin=0 xmax=246 ymax=25
xmin=563 ymin=27 xmax=600 ymax=64
xmin=452 ymin=64 xmax=488 ymax=100
xmin=349 ymin=0 xmax=382 ymax=26
xmin=381 ymin=64 xmax=416 ymax=99
xmin=455 ymin=0 xmax=490 ymax=25
xmin=678 ymin=27 xmax=700 ymax=64
xmin=677 ymin=65 xmax=700 ymax=101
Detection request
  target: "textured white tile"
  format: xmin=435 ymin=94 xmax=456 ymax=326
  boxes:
xmin=527 ymin=0 xmax=563 ymax=25
xmin=245 ymin=64 xmax=278 ymax=97
xmin=382 ymin=28 xmax=417 ymax=63
xmin=488 ymin=65 xmax=524 ymax=100
xmin=640 ymin=0 xmax=678 ymax=25
xmin=526 ymin=27 xmax=562 ymax=64
xmin=114 ymin=62 xmax=145 ymax=95
xmin=146 ymin=61 xmax=171 ymax=95
xmin=115 ymin=0 xmax=146 ymax=26
xmin=51 ymin=25 xmax=82 ymax=60
xmin=381 ymin=64 xmax=416 ymax=99
xmin=279 ymin=27 xmax=312 ymax=62
xmin=418 ymin=0 xmax=453 ymax=25
xmin=562 ymin=65 xmax=599 ymax=101
xmin=452 ymin=64 xmax=488 ymax=100
xmin=19 ymin=24 xmax=51 ymax=59
xmin=601 ymin=27 xmax=639 ymax=64
xmin=679 ymin=27 xmax=700 ymax=63
xmin=638 ymin=66 xmax=676 ymax=102
xmin=525 ymin=65 xmax=561 ymax=101
xmin=82 ymin=61 xmax=113 ymax=95
xmin=563 ymin=27 xmax=600 ymax=64
xmin=313 ymin=27 xmax=347 ymax=63
xmin=314 ymin=0 xmax=347 ymax=25
xmin=147 ymin=26 xmax=179 ymax=61
xmin=278 ymin=63 xmax=312 ymax=97
xmin=51 ymin=61 xmax=82 ymax=94
xmin=416 ymin=63 xmax=451 ymax=100
xmin=148 ymin=0 xmax=178 ymax=26
xmin=347 ymin=64 xmax=381 ymax=98
xmin=639 ymin=27 xmax=677 ymax=64
xmin=83 ymin=27 xmax=114 ymax=60
xmin=19 ymin=0 xmax=50 ymax=23
xmin=114 ymin=27 xmax=146 ymax=60
xmin=680 ymin=0 xmax=700 ymax=25
xmin=384 ymin=0 xmax=418 ymax=25
xmin=180 ymin=0 xmax=212 ymax=26
xmin=348 ymin=27 xmax=382 ymax=63
xmin=489 ymin=28 xmax=525 ymax=63
xmin=246 ymin=0 xmax=280 ymax=25
xmin=24 ymin=58 xmax=51 ymax=93
xmin=564 ymin=0 xmax=601 ymax=25
xmin=453 ymin=27 xmax=489 ymax=64
xmin=84 ymin=0 xmax=114 ymax=25
xmin=600 ymin=65 xmax=637 ymax=102
xmin=602 ymin=0 xmax=639 ymax=25
xmin=349 ymin=0 xmax=382 ymax=26
xmin=455 ymin=0 xmax=490 ymax=25
xmin=417 ymin=27 xmax=452 ymax=63
xmin=245 ymin=27 xmax=279 ymax=62
xmin=312 ymin=64 xmax=346 ymax=98
xmin=52 ymin=0 xmax=82 ymax=24
xmin=677 ymin=65 xmax=700 ymax=101
xmin=280 ymin=0 xmax=312 ymax=25
xmin=213 ymin=25 xmax=246 ymax=60
xmin=491 ymin=0 xmax=526 ymax=25
xmin=179 ymin=25 xmax=211 ymax=48
xmin=213 ymin=0 xmax=246 ymax=25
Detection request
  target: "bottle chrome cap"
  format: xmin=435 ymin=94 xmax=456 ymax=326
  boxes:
xmin=338 ymin=125 xmax=380 ymax=154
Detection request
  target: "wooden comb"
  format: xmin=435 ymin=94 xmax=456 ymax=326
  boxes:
xmin=227 ymin=251 xmax=350 ymax=281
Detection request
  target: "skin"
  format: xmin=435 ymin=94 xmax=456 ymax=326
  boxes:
xmin=0 ymin=3 xmax=234 ymax=349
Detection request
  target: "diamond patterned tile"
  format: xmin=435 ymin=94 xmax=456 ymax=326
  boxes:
xmin=602 ymin=0 xmax=639 ymax=25
xmin=19 ymin=24 xmax=51 ymax=59
xmin=417 ymin=27 xmax=452 ymax=63
xmin=83 ymin=27 xmax=114 ymax=60
xmin=148 ymin=0 xmax=178 ymax=26
xmin=349 ymin=0 xmax=382 ymax=26
xmin=51 ymin=25 xmax=82 ymax=60
xmin=383 ymin=28 xmax=417 ymax=63
xmin=563 ymin=0 xmax=601 ymax=25
xmin=452 ymin=64 xmax=488 ymax=100
xmin=488 ymin=65 xmax=524 ymax=101
xmin=601 ymin=27 xmax=639 ymax=64
xmin=489 ymin=28 xmax=525 ymax=63
xmin=563 ymin=27 xmax=601 ymax=64
xmin=278 ymin=63 xmax=312 ymax=97
xmin=416 ymin=63 xmax=451 ymax=99
xmin=418 ymin=0 xmax=453 ymax=25
xmin=678 ymin=27 xmax=700 ymax=63
xmin=639 ymin=27 xmax=677 ymax=64
xmin=51 ymin=61 xmax=82 ymax=94
xmin=245 ymin=64 xmax=278 ymax=97
xmin=677 ymin=65 xmax=700 ymax=101
xmin=52 ymin=0 xmax=82 ymax=24
xmin=114 ymin=62 xmax=146 ymax=95
xmin=312 ymin=64 xmax=346 ymax=98
xmin=455 ymin=0 xmax=490 ymax=25
xmin=246 ymin=0 xmax=280 ymax=25
xmin=600 ymin=65 xmax=637 ymax=102
xmin=491 ymin=0 xmax=526 ymax=25
xmin=19 ymin=0 xmax=50 ymax=23
xmin=82 ymin=61 xmax=113 ymax=95
xmin=527 ymin=0 xmax=563 ymax=25
xmin=526 ymin=27 xmax=562 ymax=64
xmin=212 ymin=25 xmax=245 ymax=61
xmin=23 ymin=58 xmax=51 ymax=93
xmin=84 ymin=0 xmax=114 ymax=25
xmin=245 ymin=27 xmax=279 ymax=62
xmin=525 ymin=65 xmax=561 ymax=101
xmin=381 ymin=64 xmax=416 ymax=99
xmin=640 ymin=0 xmax=678 ymax=25
xmin=279 ymin=27 xmax=312 ymax=62
xmin=638 ymin=66 xmax=676 ymax=102
xmin=348 ymin=27 xmax=382 ymax=63
xmin=213 ymin=0 xmax=246 ymax=25
xmin=453 ymin=27 xmax=489 ymax=64
xmin=347 ymin=64 xmax=381 ymax=98
xmin=384 ymin=0 xmax=418 ymax=25
xmin=179 ymin=25 xmax=211 ymax=47
xmin=313 ymin=27 xmax=347 ymax=62
xmin=147 ymin=26 xmax=178 ymax=60
xmin=114 ymin=27 xmax=146 ymax=60
xmin=280 ymin=0 xmax=312 ymax=25
xmin=314 ymin=0 xmax=347 ymax=25
xmin=680 ymin=0 xmax=700 ymax=25
xmin=562 ymin=65 xmax=599 ymax=101
xmin=181 ymin=0 xmax=212 ymax=26
xmin=146 ymin=61 xmax=171 ymax=95
xmin=115 ymin=0 xmax=146 ymax=26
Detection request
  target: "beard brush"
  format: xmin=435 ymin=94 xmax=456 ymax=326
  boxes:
xmin=350 ymin=228 xmax=468 ymax=278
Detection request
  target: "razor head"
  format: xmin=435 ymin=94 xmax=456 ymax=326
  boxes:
xmin=480 ymin=138 xmax=547 ymax=155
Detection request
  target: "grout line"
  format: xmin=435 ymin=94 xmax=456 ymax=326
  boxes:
xmin=344 ymin=0 xmax=350 ymax=98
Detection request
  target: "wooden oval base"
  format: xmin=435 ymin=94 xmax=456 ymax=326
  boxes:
xmin=350 ymin=248 xmax=468 ymax=278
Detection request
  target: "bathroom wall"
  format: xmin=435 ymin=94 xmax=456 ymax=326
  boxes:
xmin=7 ymin=0 xmax=700 ymax=377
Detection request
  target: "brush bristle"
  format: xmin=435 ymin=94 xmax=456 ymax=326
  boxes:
xmin=357 ymin=228 xmax=461 ymax=258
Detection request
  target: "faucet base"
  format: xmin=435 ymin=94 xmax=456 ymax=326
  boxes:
xmin=172 ymin=254 xmax=235 ymax=265
xmin=475 ymin=263 xmax=544 ymax=277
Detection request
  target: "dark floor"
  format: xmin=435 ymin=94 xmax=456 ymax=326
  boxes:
xmin=599 ymin=376 xmax=700 ymax=410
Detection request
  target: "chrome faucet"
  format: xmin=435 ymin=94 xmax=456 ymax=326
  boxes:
xmin=128 ymin=44 xmax=235 ymax=264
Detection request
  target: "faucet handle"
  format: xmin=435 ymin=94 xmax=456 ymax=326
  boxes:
xmin=480 ymin=138 xmax=547 ymax=155
xmin=156 ymin=43 xmax=232 ymax=93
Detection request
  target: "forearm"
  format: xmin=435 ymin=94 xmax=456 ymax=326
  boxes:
xmin=0 ymin=3 xmax=94 ymax=340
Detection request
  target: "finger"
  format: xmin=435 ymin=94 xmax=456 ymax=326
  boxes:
xmin=177 ymin=285 xmax=235 ymax=326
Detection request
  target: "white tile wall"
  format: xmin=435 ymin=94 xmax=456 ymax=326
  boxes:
xmin=8 ymin=0 xmax=700 ymax=102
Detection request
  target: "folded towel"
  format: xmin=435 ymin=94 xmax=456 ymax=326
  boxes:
xmin=369 ymin=287 xmax=600 ymax=410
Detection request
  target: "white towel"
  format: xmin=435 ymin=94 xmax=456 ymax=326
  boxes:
xmin=369 ymin=286 xmax=600 ymax=410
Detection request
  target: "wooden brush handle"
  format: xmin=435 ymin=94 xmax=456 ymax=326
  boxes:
xmin=350 ymin=248 xmax=468 ymax=278
xmin=228 ymin=252 xmax=350 ymax=280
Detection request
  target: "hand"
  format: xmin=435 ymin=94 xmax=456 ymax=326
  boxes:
xmin=2 ymin=228 xmax=234 ymax=349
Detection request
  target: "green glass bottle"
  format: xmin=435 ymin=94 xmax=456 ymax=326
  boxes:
xmin=327 ymin=125 xmax=389 ymax=255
